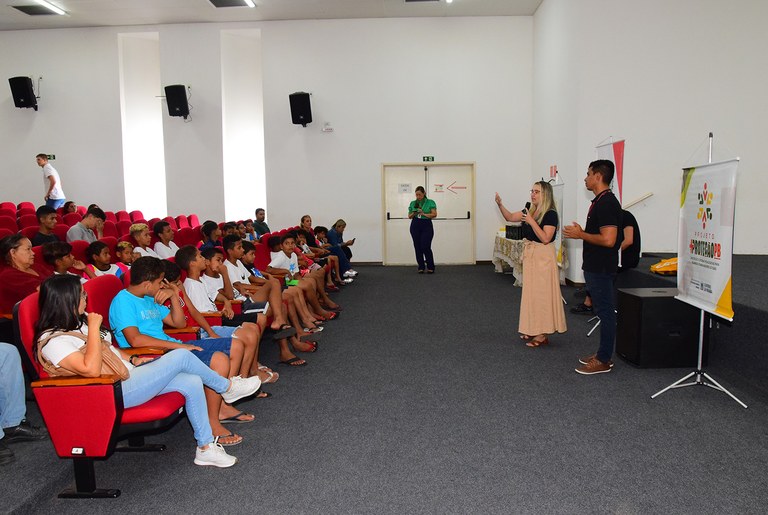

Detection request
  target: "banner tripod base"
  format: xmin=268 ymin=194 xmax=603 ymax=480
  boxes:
xmin=651 ymin=369 xmax=747 ymax=408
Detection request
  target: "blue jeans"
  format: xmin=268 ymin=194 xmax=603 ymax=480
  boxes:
xmin=46 ymin=198 xmax=66 ymax=209
xmin=328 ymin=246 xmax=352 ymax=273
xmin=0 ymin=343 xmax=26 ymax=438
xmin=584 ymin=271 xmax=617 ymax=363
xmin=120 ymin=349 xmax=229 ymax=447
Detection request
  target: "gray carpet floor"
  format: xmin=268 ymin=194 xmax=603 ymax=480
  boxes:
xmin=5 ymin=258 xmax=768 ymax=514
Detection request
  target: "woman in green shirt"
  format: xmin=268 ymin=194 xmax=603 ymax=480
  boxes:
xmin=408 ymin=186 xmax=438 ymax=273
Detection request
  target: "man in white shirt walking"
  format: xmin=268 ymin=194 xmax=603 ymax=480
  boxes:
xmin=35 ymin=153 xmax=66 ymax=209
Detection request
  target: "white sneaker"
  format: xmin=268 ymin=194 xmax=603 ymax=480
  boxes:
xmin=343 ymin=270 xmax=357 ymax=278
xmin=342 ymin=278 xmax=354 ymax=284
xmin=221 ymin=375 xmax=262 ymax=404
xmin=194 ymin=440 xmax=237 ymax=468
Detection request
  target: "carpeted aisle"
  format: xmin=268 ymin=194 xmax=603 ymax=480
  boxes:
xmin=9 ymin=262 xmax=768 ymax=514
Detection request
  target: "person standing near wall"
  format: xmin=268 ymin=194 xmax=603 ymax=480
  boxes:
xmin=408 ymin=186 xmax=437 ymax=274
xmin=563 ymin=160 xmax=622 ymax=375
xmin=35 ymin=154 xmax=66 ymax=210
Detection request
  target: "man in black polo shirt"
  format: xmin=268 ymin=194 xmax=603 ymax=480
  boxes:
xmin=563 ymin=160 xmax=623 ymax=374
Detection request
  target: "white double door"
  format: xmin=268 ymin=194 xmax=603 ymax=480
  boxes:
xmin=382 ymin=163 xmax=475 ymax=265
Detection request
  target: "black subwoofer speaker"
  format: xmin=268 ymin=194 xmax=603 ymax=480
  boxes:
xmin=9 ymin=76 xmax=37 ymax=110
xmin=289 ymin=92 xmax=312 ymax=126
xmin=164 ymin=85 xmax=189 ymax=118
xmin=616 ymin=287 xmax=706 ymax=368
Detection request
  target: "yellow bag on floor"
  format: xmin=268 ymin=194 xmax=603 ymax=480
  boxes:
xmin=650 ymin=257 xmax=677 ymax=275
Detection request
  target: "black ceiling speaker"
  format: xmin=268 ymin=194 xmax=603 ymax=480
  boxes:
xmin=289 ymin=92 xmax=312 ymax=127
xmin=164 ymin=85 xmax=189 ymax=119
xmin=9 ymin=76 xmax=38 ymax=111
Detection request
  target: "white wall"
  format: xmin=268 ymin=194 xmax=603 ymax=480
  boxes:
xmin=0 ymin=28 xmax=126 ymax=210
xmin=533 ymin=0 xmax=768 ymax=280
xmin=261 ymin=17 xmax=533 ymax=262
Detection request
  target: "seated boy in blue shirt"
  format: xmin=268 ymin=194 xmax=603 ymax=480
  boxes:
xmin=109 ymin=256 xmax=258 ymax=446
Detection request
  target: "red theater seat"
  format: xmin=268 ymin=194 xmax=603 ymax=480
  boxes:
xmin=15 ymin=286 xmax=184 ymax=498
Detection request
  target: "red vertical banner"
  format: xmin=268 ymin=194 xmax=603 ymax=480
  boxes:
xmin=613 ymin=140 xmax=625 ymax=204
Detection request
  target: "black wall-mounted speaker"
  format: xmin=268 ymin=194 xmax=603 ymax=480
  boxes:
xmin=289 ymin=92 xmax=312 ymax=127
xmin=9 ymin=76 xmax=37 ymax=110
xmin=164 ymin=85 xmax=189 ymax=119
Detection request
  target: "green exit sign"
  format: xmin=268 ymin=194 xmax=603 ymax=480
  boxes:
xmin=47 ymin=154 xmax=55 ymax=160
xmin=422 ymin=156 xmax=434 ymax=162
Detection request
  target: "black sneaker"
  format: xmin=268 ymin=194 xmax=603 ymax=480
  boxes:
xmin=2 ymin=420 xmax=48 ymax=444
xmin=570 ymin=303 xmax=594 ymax=315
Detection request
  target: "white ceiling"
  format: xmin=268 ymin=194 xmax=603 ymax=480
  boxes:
xmin=0 ymin=0 xmax=543 ymax=31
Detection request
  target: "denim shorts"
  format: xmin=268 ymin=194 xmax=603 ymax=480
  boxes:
xmin=200 ymin=326 xmax=239 ymax=339
xmin=189 ymin=337 xmax=231 ymax=366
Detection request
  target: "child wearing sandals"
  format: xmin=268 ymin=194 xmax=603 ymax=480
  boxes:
xmin=36 ymin=274 xmax=261 ymax=467
xmin=108 ymin=256 xmax=255 ymax=446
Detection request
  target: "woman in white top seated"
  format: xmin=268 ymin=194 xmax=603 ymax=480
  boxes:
xmin=34 ymin=274 xmax=262 ymax=468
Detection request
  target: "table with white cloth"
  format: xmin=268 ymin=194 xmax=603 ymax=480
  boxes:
xmin=492 ymin=235 xmax=568 ymax=287
xmin=492 ymin=236 xmax=525 ymax=286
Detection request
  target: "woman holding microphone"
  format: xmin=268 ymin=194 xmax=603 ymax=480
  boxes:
xmin=408 ymin=186 xmax=437 ymax=274
xmin=495 ymin=181 xmax=566 ymax=346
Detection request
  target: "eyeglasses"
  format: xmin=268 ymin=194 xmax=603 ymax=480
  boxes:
xmin=530 ymin=190 xmax=541 ymax=194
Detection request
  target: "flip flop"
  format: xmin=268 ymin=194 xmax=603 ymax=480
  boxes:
xmin=214 ymin=432 xmax=243 ymax=446
xmin=278 ymin=357 xmax=307 ymax=367
xmin=296 ymin=342 xmax=318 ymax=353
xmin=219 ymin=411 xmax=255 ymax=424
xmin=256 ymin=389 xmax=272 ymax=399
xmin=272 ymin=324 xmax=297 ymax=341
xmin=257 ymin=365 xmax=279 ymax=384
xmin=303 ymin=326 xmax=324 ymax=334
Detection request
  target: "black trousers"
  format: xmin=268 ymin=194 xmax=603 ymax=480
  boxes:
xmin=410 ymin=217 xmax=435 ymax=271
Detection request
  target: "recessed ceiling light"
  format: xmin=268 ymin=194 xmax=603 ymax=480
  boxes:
xmin=32 ymin=0 xmax=67 ymax=15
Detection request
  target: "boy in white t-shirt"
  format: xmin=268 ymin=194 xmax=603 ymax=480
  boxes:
xmin=266 ymin=233 xmax=339 ymax=325
xmin=84 ymin=240 xmax=124 ymax=280
xmin=153 ymin=221 xmax=180 ymax=259
xmin=197 ymin=245 xmax=308 ymax=366
xmin=131 ymin=223 xmax=160 ymax=258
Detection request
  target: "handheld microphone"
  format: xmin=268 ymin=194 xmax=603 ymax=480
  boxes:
xmin=522 ymin=202 xmax=530 ymax=215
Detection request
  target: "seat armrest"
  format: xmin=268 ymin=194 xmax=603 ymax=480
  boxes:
xmin=122 ymin=347 xmax=168 ymax=356
xmin=32 ymin=375 xmax=120 ymax=388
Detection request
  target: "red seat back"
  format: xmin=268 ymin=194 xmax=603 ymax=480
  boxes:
xmin=63 ymin=212 xmax=81 ymax=227
xmin=0 ymin=227 xmax=15 ymax=239
xmin=129 ymin=210 xmax=144 ymax=222
xmin=70 ymin=239 xmax=90 ymax=264
xmin=17 ymin=201 xmax=35 ymax=211
xmin=53 ymin=224 xmax=69 ymax=241
xmin=20 ymin=225 xmax=39 ymax=240
xmin=0 ymin=202 xmax=16 ymax=211
xmin=104 ymin=211 xmax=117 ymax=223
xmin=102 ymin=220 xmax=119 ymax=238
xmin=76 ymin=206 xmax=87 ymax=216
xmin=116 ymin=210 xmax=131 ymax=223
xmin=84 ymin=274 xmax=124 ymax=329
xmin=17 ymin=214 xmax=39 ymax=229
xmin=187 ymin=214 xmax=200 ymax=228
xmin=31 ymin=246 xmax=55 ymax=275
xmin=0 ymin=215 xmax=18 ymax=232
xmin=14 ymin=291 xmax=46 ymax=379
xmin=175 ymin=215 xmax=190 ymax=229
xmin=162 ymin=216 xmax=178 ymax=230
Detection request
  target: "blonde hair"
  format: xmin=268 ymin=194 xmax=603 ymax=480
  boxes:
xmin=532 ymin=181 xmax=557 ymax=225
xmin=116 ymin=241 xmax=134 ymax=252
xmin=333 ymin=219 xmax=346 ymax=231
xmin=129 ymin=223 xmax=148 ymax=236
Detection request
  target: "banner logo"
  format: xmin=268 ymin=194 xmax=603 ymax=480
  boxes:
xmin=697 ymin=182 xmax=714 ymax=229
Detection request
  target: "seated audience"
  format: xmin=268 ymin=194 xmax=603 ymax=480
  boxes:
xmin=0 ymin=235 xmax=51 ymax=313
xmin=163 ymin=258 xmax=275 ymax=387
xmin=199 ymin=246 xmax=306 ymax=367
xmin=253 ymin=208 xmax=270 ymax=238
xmin=108 ymin=256 xmax=258 ymax=446
xmin=31 ymin=205 xmax=59 ymax=247
xmin=65 ymin=206 xmax=105 ymax=243
xmin=84 ymin=240 xmax=124 ymax=279
xmin=316 ymin=225 xmax=353 ymax=283
xmin=42 ymin=241 xmax=90 ymax=281
xmin=221 ymin=223 xmax=237 ymax=238
xmin=243 ymin=220 xmax=257 ymax=241
xmin=35 ymin=274 xmax=259 ymax=467
xmin=327 ymin=219 xmax=357 ymax=277
xmin=131 ymin=223 xmax=159 ymax=258
xmin=153 ymin=221 xmax=179 ymax=259
xmin=1 ymin=342 xmax=48 ymax=466
xmin=114 ymin=241 xmax=134 ymax=274
xmin=200 ymin=221 xmax=222 ymax=251
xmin=62 ymin=201 xmax=77 ymax=214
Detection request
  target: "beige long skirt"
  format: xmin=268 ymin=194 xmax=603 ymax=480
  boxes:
xmin=518 ymin=240 xmax=567 ymax=336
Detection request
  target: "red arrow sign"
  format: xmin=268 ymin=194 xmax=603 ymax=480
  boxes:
xmin=447 ymin=181 xmax=467 ymax=194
